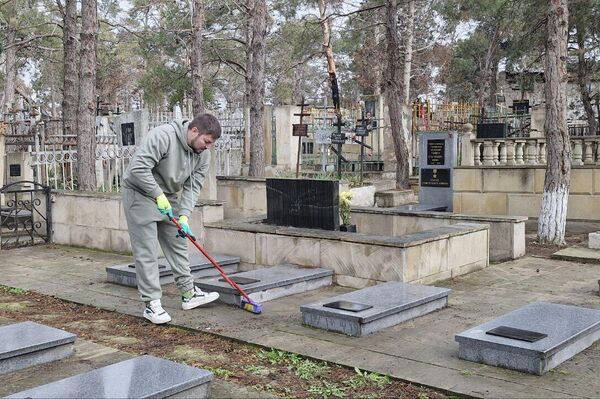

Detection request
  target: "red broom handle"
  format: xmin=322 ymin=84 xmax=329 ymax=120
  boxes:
xmin=170 ymin=218 xmax=254 ymax=303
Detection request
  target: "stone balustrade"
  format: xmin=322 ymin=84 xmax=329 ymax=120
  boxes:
xmin=465 ymin=136 xmax=600 ymax=166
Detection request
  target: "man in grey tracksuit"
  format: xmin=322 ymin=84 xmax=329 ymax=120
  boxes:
xmin=122 ymin=114 xmax=221 ymax=324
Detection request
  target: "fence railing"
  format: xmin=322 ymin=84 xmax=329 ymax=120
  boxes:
xmin=468 ymin=136 xmax=600 ymax=166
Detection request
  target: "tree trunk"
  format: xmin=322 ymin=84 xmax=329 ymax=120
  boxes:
xmin=247 ymin=0 xmax=266 ymax=177
xmin=537 ymin=0 xmax=570 ymax=245
xmin=402 ymin=0 xmax=414 ymax=172
xmin=191 ymin=0 xmax=205 ymax=115
xmin=62 ymin=0 xmax=78 ymax=137
xmin=76 ymin=0 xmax=98 ymax=191
xmin=575 ymin=23 xmax=598 ymax=136
xmin=385 ymin=0 xmax=410 ymax=189
xmin=3 ymin=24 xmax=17 ymax=119
xmin=318 ymin=0 xmax=340 ymax=116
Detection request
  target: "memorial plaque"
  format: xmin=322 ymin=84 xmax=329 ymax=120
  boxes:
xmin=9 ymin=164 xmax=21 ymax=177
xmin=121 ymin=122 xmax=135 ymax=146
xmin=427 ymin=139 xmax=445 ymax=166
xmin=218 ymin=276 xmax=260 ymax=285
xmin=355 ymin=127 xmax=368 ymax=137
xmin=486 ymin=326 xmax=547 ymax=343
xmin=331 ymin=132 xmax=346 ymax=144
xmin=420 ymin=168 xmax=450 ymax=187
xmin=323 ymin=301 xmax=373 ymax=312
xmin=292 ymin=124 xmax=308 ymax=137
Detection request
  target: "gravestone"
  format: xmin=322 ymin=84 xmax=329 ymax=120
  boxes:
xmin=416 ymin=131 xmax=458 ymax=211
xmin=195 ymin=264 xmax=333 ymax=306
xmin=7 ymin=355 xmax=213 ymax=399
xmin=455 ymin=302 xmax=600 ymax=375
xmin=0 ymin=321 xmax=76 ymax=375
xmin=106 ymin=253 xmax=239 ymax=287
xmin=266 ymin=178 xmax=339 ymax=230
xmin=301 ymin=281 xmax=451 ymax=337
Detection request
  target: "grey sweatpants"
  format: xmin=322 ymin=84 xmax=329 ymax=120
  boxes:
xmin=122 ymin=187 xmax=194 ymax=302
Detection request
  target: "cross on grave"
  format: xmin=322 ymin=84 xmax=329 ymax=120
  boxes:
xmin=293 ymin=97 xmax=311 ymax=178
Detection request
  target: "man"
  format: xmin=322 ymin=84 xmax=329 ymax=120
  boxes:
xmin=122 ymin=114 xmax=221 ymax=324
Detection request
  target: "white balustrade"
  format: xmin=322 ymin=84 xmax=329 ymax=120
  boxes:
xmin=467 ymin=137 xmax=600 ymax=166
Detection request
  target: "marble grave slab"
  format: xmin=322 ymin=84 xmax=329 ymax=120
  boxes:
xmin=300 ymin=281 xmax=451 ymax=337
xmin=195 ymin=264 xmax=333 ymax=306
xmin=106 ymin=252 xmax=239 ymax=287
xmin=0 ymin=321 xmax=76 ymax=375
xmin=455 ymin=302 xmax=600 ymax=375
xmin=7 ymin=355 xmax=214 ymax=399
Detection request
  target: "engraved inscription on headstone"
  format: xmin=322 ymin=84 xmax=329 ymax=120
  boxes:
xmin=355 ymin=127 xmax=368 ymax=137
xmin=420 ymin=168 xmax=450 ymax=187
xmin=121 ymin=122 xmax=135 ymax=146
xmin=427 ymin=139 xmax=445 ymax=165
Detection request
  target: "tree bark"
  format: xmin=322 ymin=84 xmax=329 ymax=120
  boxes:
xmin=537 ymin=0 xmax=570 ymax=245
xmin=247 ymin=0 xmax=267 ymax=177
xmin=402 ymin=0 xmax=414 ymax=172
xmin=385 ymin=0 xmax=410 ymax=189
xmin=191 ymin=0 xmax=205 ymax=115
xmin=76 ymin=0 xmax=98 ymax=191
xmin=62 ymin=0 xmax=78 ymax=137
xmin=3 ymin=23 xmax=17 ymax=119
xmin=318 ymin=0 xmax=341 ymax=114
xmin=574 ymin=23 xmax=598 ymax=136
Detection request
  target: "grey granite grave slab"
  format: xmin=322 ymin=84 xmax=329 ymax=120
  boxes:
xmin=394 ymin=203 xmax=447 ymax=212
xmin=7 ymin=355 xmax=213 ymax=399
xmin=300 ymin=281 xmax=451 ymax=337
xmin=106 ymin=252 xmax=240 ymax=287
xmin=0 ymin=321 xmax=76 ymax=375
xmin=455 ymin=301 xmax=600 ymax=375
xmin=195 ymin=264 xmax=333 ymax=306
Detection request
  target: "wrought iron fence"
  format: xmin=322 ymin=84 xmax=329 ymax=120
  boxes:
xmin=0 ymin=181 xmax=51 ymax=249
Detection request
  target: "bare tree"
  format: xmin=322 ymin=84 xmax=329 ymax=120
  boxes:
xmin=76 ymin=0 xmax=98 ymax=191
xmin=384 ymin=0 xmax=410 ymax=189
xmin=572 ymin=13 xmax=598 ymax=136
xmin=62 ymin=0 xmax=78 ymax=137
xmin=3 ymin=20 xmax=17 ymax=118
xmin=537 ymin=0 xmax=570 ymax=244
xmin=191 ymin=0 xmax=205 ymax=114
xmin=247 ymin=0 xmax=267 ymax=177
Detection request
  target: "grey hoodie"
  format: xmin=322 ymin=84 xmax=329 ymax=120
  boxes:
xmin=123 ymin=119 xmax=210 ymax=217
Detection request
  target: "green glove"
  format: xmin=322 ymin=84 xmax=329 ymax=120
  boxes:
xmin=177 ymin=215 xmax=195 ymax=239
xmin=156 ymin=194 xmax=173 ymax=218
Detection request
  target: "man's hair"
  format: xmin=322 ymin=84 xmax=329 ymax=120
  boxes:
xmin=188 ymin=113 xmax=222 ymax=139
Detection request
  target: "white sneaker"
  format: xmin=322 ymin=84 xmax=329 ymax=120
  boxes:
xmin=143 ymin=299 xmax=172 ymax=324
xmin=181 ymin=286 xmax=220 ymax=310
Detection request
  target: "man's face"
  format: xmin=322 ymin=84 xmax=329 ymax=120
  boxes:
xmin=188 ymin=127 xmax=216 ymax=154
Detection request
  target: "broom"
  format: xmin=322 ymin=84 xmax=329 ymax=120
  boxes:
xmin=170 ymin=217 xmax=262 ymax=314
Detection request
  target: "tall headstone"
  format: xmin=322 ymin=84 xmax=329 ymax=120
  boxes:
xmin=418 ymin=131 xmax=458 ymax=211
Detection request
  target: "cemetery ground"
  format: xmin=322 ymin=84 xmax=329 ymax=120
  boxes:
xmin=0 ymin=223 xmax=599 ymax=398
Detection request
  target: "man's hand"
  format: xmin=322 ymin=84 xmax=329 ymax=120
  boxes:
xmin=177 ymin=215 xmax=195 ymax=239
xmin=156 ymin=194 xmax=173 ymax=218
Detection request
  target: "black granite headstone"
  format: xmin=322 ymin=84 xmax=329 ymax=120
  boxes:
xmin=476 ymin=123 xmax=507 ymax=139
xmin=266 ymin=178 xmax=339 ymax=230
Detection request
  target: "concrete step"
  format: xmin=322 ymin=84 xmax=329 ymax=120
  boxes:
xmin=195 ymin=264 xmax=333 ymax=306
xmin=0 ymin=321 xmax=76 ymax=375
xmin=455 ymin=302 xmax=600 ymax=375
xmin=300 ymin=282 xmax=450 ymax=337
xmin=7 ymin=355 xmax=213 ymax=399
xmin=106 ymin=253 xmax=240 ymax=287
xmin=374 ymin=189 xmax=416 ymax=207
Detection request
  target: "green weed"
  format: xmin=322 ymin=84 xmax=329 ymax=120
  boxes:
xmin=308 ymin=381 xmax=346 ymax=398
xmin=0 ymin=286 xmax=28 ymax=295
